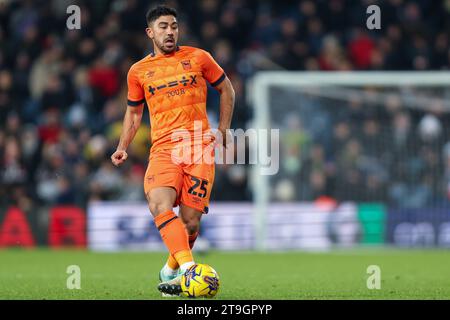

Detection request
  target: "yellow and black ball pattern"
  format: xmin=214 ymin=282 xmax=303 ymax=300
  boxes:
xmin=181 ymin=264 xmax=220 ymax=298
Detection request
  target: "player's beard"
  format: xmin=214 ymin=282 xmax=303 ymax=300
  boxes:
xmin=155 ymin=37 xmax=177 ymax=54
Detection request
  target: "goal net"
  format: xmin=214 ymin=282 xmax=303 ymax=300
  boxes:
xmin=249 ymin=72 xmax=450 ymax=250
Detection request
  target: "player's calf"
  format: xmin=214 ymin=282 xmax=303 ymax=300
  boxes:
xmin=183 ymin=217 xmax=200 ymax=235
xmin=179 ymin=204 xmax=203 ymax=235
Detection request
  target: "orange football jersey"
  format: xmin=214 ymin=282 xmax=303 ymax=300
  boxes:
xmin=127 ymin=46 xmax=225 ymax=153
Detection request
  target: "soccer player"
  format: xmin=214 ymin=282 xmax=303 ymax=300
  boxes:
xmin=110 ymin=5 xmax=235 ymax=296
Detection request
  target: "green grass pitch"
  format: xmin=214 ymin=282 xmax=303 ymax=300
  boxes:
xmin=1 ymin=248 xmax=450 ymax=299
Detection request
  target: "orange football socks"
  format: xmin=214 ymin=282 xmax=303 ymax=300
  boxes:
xmin=154 ymin=210 xmax=194 ymax=267
xmin=166 ymin=231 xmax=199 ymax=270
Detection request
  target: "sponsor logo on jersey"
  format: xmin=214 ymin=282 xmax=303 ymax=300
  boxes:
xmin=148 ymin=75 xmax=197 ymax=95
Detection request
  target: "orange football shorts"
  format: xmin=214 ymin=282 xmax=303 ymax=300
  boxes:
xmin=144 ymin=146 xmax=215 ymax=214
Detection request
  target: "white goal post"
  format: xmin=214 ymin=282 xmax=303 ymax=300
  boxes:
xmin=249 ymin=71 xmax=450 ymax=250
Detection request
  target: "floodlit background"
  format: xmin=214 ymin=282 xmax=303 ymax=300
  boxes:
xmin=0 ymin=0 xmax=450 ymax=299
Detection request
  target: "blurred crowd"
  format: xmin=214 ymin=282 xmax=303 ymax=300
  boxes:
xmin=273 ymin=87 xmax=450 ymax=208
xmin=0 ymin=0 xmax=449 ymax=211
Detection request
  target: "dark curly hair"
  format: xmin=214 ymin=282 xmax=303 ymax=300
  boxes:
xmin=146 ymin=5 xmax=177 ymax=26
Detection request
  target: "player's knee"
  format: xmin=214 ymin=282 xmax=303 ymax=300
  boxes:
xmin=148 ymin=200 xmax=172 ymax=216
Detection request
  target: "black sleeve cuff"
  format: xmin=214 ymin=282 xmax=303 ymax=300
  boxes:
xmin=127 ymin=99 xmax=145 ymax=106
xmin=210 ymin=73 xmax=226 ymax=87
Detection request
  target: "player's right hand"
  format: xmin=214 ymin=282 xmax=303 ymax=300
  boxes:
xmin=215 ymin=128 xmax=233 ymax=149
xmin=111 ymin=149 xmax=128 ymax=166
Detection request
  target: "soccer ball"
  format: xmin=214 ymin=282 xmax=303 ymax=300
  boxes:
xmin=181 ymin=264 xmax=220 ymax=298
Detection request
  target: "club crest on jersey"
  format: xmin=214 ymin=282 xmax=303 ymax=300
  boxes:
xmin=181 ymin=60 xmax=191 ymax=70
xmin=145 ymin=71 xmax=155 ymax=78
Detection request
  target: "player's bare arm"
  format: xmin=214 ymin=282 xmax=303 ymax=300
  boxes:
xmin=111 ymin=104 xmax=144 ymax=166
xmin=214 ymin=76 xmax=235 ymax=147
